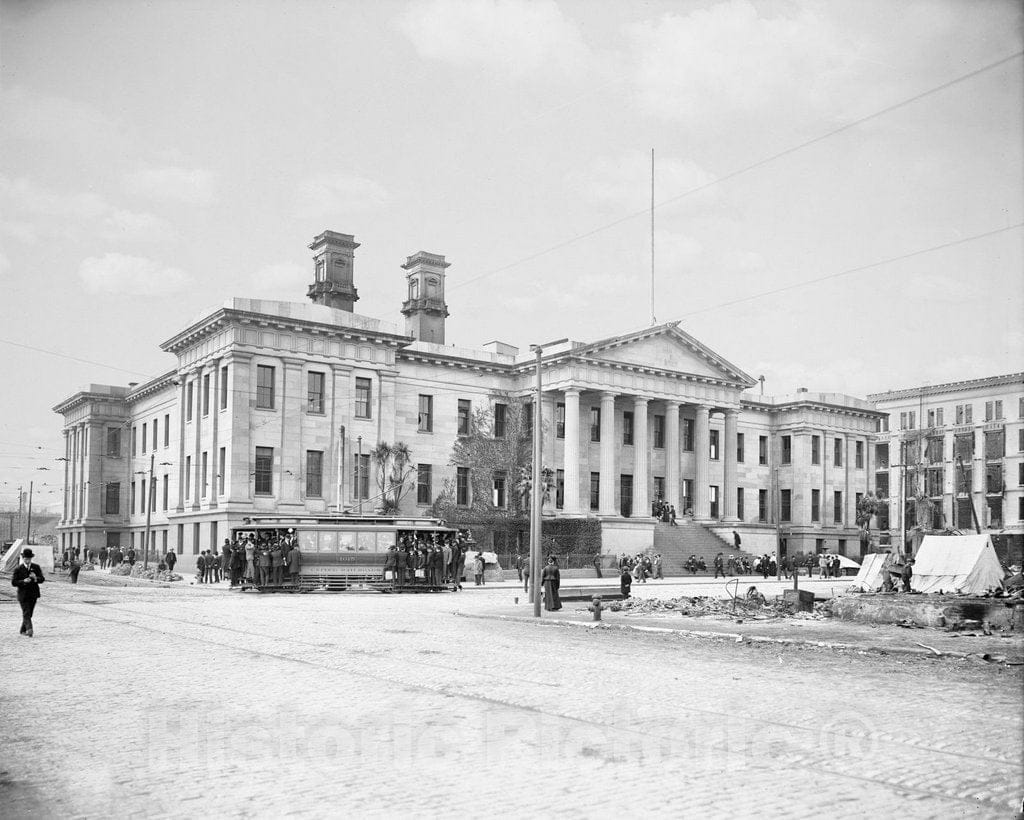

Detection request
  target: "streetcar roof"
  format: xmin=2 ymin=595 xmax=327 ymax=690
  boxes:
xmin=233 ymin=515 xmax=456 ymax=531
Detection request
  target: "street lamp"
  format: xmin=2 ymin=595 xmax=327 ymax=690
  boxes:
xmin=528 ymin=345 xmax=544 ymax=618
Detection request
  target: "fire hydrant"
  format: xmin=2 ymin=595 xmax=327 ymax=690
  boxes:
xmin=588 ymin=595 xmax=604 ymax=621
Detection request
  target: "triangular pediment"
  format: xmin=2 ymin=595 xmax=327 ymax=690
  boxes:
xmin=578 ymin=323 xmax=755 ymax=386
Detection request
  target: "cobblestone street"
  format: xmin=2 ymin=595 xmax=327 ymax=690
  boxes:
xmin=2 ymin=580 xmax=1021 ymax=819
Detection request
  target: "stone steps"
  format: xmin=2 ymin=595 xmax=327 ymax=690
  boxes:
xmin=652 ymin=521 xmax=763 ymax=575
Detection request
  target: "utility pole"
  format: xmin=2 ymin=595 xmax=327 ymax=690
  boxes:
xmin=530 ymin=345 xmax=543 ymax=618
xmin=336 ymin=425 xmax=346 ymax=514
xmin=18 ymin=485 xmax=24 ymax=540
xmin=142 ymin=452 xmax=155 ymax=569
xmin=357 ymin=435 xmax=363 ymax=515
xmin=25 ymin=481 xmax=34 ymax=545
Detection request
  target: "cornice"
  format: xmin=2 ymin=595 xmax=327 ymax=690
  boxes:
xmin=868 ymin=372 xmax=1024 ymax=402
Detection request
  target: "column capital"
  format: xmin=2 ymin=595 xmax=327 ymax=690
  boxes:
xmin=665 ymin=399 xmax=681 ymax=410
xmin=563 ymin=387 xmax=582 ymax=397
xmin=724 ymin=407 xmax=739 ymax=418
xmin=600 ymin=391 xmax=618 ymax=401
xmin=633 ymin=396 xmax=649 ymax=408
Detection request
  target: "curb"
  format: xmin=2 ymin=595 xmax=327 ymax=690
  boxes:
xmin=454 ymin=610 xmax=999 ymax=661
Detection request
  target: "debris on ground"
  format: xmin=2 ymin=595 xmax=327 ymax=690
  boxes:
xmin=598 ymin=594 xmax=830 ymax=621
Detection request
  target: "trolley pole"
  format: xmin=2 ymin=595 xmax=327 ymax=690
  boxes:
xmin=531 ymin=346 xmax=543 ymax=618
xmin=142 ymin=453 xmax=155 ymax=569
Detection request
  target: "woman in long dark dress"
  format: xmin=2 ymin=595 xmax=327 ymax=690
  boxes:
xmin=542 ymin=556 xmax=561 ymax=611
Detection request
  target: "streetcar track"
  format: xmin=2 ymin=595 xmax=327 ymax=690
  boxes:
xmin=41 ymin=598 xmax=1019 ymax=811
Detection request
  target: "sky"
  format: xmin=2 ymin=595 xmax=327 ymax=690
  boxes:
xmin=1 ymin=0 xmax=1022 ymax=512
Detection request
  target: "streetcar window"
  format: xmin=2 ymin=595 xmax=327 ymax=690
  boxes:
xmin=338 ymin=531 xmax=357 ymax=552
xmin=299 ymin=530 xmax=317 ymax=552
xmin=319 ymin=531 xmax=338 ymax=552
xmin=355 ymin=532 xmax=376 ymax=552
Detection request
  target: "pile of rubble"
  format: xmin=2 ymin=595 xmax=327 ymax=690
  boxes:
xmin=605 ymin=595 xmax=829 ymax=621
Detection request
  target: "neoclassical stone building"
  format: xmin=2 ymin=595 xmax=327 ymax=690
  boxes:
xmin=54 ymin=230 xmax=881 ymax=568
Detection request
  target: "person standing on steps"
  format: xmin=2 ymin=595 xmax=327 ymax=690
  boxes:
xmin=12 ymin=548 xmax=45 ymax=637
xmin=733 ymin=530 xmax=741 ymax=551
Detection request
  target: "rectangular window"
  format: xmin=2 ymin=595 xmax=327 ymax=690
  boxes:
xmin=152 ymin=417 xmax=158 ymax=451
xmin=456 ymin=467 xmax=470 ymax=506
xmin=1019 ymin=429 xmax=1024 ymax=452
xmin=709 ymin=429 xmax=719 ymax=460
xmin=737 ymin=487 xmax=744 ymax=521
xmin=782 ymin=435 xmax=792 ymax=464
xmin=305 ymin=450 xmax=323 ymax=497
xmin=875 ymin=442 xmax=889 ymax=469
xmin=965 ymin=404 xmax=972 ymax=423
xmin=193 ymin=522 xmax=200 ymax=556
xmin=202 ymin=373 xmax=210 ymax=416
xmin=590 ymin=472 xmax=600 ymax=511
xmin=936 ymin=407 xmax=944 ymax=426
xmin=653 ymin=476 xmax=665 ymax=503
xmin=355 ymin=377 xmax=371 ymax=419
xmin=909 ymin=411 xmax=916 ymax=429
xmin=417 ymin=464 xmax=432 ymax=505
xmin=1020 ymin=397 xmax=1024 ymax=419
xmin=163 ymin=474 xmax=169 ymax=511
xmin=758 ymin=489 xmax=767 ymax=523
xmin=811 ymin=489 xmax=821 ymax=522
xmin=622 ymin=411 xmax=634 ymax=445
xmin=141 ymin=422 xmax=147 ymax=453
xmin=956 ymin=404 xmax=964 ymax=424
xmin=105 ymin=482 xmax=120 ymax=515
xmin=709 ymin=485 xmax=719 ymax=519
xmin=759 ymin=435 xmax=768 ymax=465
xmin=653 ymin=415 xmax=665 ymax=448
xmin=833 ymin=438 xmax=842 ymax=467
xmin=995 ymin=400 xmax=1003 ymax=420
xmin=307 ymin=371 xmax=325 ymax=414
xmin=811 ymin=435 xmax=821 ymax=465
xmin=201 ymin=451 xmax=208 ymax=497
xmin=218 ymin=447 xmax=225 ymax=495
xmin=131 ymin=426 xmax=137 ymax=456
xmin=927 ymin=409 xmax=935 ymax=427
xmin=737 ymin=432 xmax=745 ymax=463
xmin=834 ymin=491 xmax=842 ymax=524
xmin=131 ymin=481 xmax=137 ymax=514
xmin=900 ymin=411 xmax=907 ymax=430
xmin=855 ymin=440 xmax=864 ymax=469
xmin=163 ymin=414 xmax=170 ymax=447
xmin=555 ymin=469 xmax=564 ymax=509
xmin=185 ymin=455 xmax=191 ymax=499
xmin=106 ymin=428 xmax=121 ymax=458
xmin=523 ymin=402 xmax=533 ymax=436
xmin=150 ymin=477 xmax=157 ymax=513
xmin=418 ymin=394 xmax=434 ymax=432
xmin=493 ymin=403 xmax=507 ymax=439
xmin=590 ymin=408 xmax=601 ymax=442
xmin=682 ymin=479 xmax=693 ymax=514
xmin=985 ymin=401 xmax=993 ymax=422
xmin=140 ymin=479 xmax=146 ymax=515
xmin=353 ymin=454 xmax=370 ymax=499
xmin=493 ymin=473 xmax=507 ymax=509
xmin=457 ymin=399 xmax=471 ymax=435
xmin=256 ymin=366 xmax=275 ymax=410
xmin=254 ymin=447 xmax=273 ymax=495
xmin=927 ymin=436 xmax=943 ymax=463
xmin=177 ymin=523 xmax=184 ymax=555
xmin=985 ymin=429 xmax=1005 ymax=461
xmin=220 ymin=365 xmax=228 ymax=410
xmin=683 ymin=418 xmax=695 ymax=451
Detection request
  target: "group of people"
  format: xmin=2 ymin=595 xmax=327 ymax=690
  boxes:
xmin=652 ymin=498 xmax=678 ymax=525
xmin=615 ymin=553 xmax=665 ymax=582
xmin=208 ymin=535 xmax=303 ymax=587
xmin=382 ymin=532 xmax=474 ymax=589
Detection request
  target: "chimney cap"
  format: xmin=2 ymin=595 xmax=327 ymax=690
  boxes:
xmin=402 ymin=251 xmax=450 ymax=270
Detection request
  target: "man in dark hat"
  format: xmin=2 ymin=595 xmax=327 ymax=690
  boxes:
xmin=11 ymin=548 xmax=45 ymax=636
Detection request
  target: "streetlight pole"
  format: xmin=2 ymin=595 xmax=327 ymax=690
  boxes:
xmin=25 ymin=481 xmax=34 ymax=545
xmin=530 ymin=346 xmax=543 ymax=618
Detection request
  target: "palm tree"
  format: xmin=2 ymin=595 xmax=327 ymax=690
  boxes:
xmin=371 ymin=441 xmax=416 ymax=513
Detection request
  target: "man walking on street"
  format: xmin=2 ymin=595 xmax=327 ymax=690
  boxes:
xmin=714 ymin=552 xmax=726 ymax=579
xmin=12 ymin=548 xmax=45 ymax=636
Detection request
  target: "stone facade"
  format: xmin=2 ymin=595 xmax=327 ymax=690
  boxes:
xmin=54 ymin=231 xmax=883 ymax=569
xmin=869 ymin=373 xmax=1024 ymax=545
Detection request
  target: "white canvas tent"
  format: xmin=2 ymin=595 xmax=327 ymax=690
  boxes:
xmin=912 ymin=535 xmax=1005 ymax=594
xmin=851 ymin=552 xmax=889 ymax=591
xmin=1 ymin=539 xmax=55 ymax=574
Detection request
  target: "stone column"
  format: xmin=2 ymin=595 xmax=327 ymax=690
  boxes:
xmin=176 ymin=376 xmax=188 ymax=512
xmin=78 ymin=422 xmax=87 ymax=520
xmin=665 ymin=401 xmax=681 ymax=511
xmin=210 ymin=358 xmax=221 ymax=508
xmin=723 ymin=409 xmax=739 ymax=522
xmin=61 ymin=427 xmax=70 ymax=518
xmin=598 ymin=392 xmax=617 ymax=515
xmin=562 ymin=388 xmax=581 ymax=515
xmin=694 ymin=404 xmax=711 ymax=520
xmin=633 ymin=397 xmax=650 ymax=517
xmin=192 ymin=367 xmax=203 ymax=511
